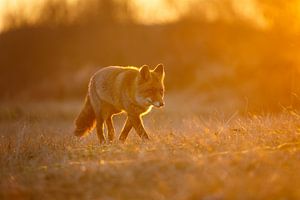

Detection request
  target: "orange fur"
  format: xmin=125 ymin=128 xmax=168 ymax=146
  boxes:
xmin=74 ymin=64 xmax=165 ymax=143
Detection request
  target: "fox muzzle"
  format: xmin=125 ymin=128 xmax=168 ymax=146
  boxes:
xmin=146 ymin=98 xmax=164 ymax=107
xmin=153 ymin=101 xmax=164 ymax=108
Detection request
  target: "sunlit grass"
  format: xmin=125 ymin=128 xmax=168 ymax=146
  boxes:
xmin=1 ymin=100 xmax=300 ymax=199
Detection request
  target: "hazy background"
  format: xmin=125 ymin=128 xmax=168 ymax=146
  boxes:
xmin=1 ymin=0 xmax=300 ymax=112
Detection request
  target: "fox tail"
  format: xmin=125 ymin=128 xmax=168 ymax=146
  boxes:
xmin=74 ymin=95 xmax=95 ymax=137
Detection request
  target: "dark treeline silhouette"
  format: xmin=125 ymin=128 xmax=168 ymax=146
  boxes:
xmin=1 ymin=0 xmax=300 ymax=111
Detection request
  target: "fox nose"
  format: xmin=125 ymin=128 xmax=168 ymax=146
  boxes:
xmin=153 ymin=101 xmax=164 ymax=107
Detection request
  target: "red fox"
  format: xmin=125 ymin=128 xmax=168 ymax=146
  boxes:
xmin=74 ymin=64 xmax=165 ymax=144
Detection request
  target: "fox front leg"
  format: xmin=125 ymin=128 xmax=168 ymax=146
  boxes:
xmin=129 ymin=115 xmax=150 ymax=140
xmin=119 ymin=117 xmax=133 ymax=142
xmin=106 ymin=116 xmax=115 ymax=142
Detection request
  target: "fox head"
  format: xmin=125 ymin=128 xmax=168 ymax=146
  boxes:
xmin=135 ymin=64 xmax=165 ymax=108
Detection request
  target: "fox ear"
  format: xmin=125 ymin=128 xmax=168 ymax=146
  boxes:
xmin=139 ymin=65 xmax=151 ymax=81
xmin=154 ymin=63 xmax=165 ymax=78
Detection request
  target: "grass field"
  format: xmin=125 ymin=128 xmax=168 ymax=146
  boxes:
xmin=1 ymin=95 xmax=300 ymax=200
xmin=2 ymin=0 xmax=300 ymax=199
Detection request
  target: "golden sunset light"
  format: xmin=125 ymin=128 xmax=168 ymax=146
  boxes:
xmin=1 ymin=0 xmax=300 ymax=199
xmin=2 ymin=0 xmax=296 ymax=31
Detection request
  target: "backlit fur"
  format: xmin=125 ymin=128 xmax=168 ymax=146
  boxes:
xmin=74 ymin=64 xmax=165 ymax=143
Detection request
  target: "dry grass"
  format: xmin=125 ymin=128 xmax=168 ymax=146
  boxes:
xmin=1 ymin=97 xmax=300 ymax=200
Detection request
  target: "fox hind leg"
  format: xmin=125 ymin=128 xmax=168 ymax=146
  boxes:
xmin=96 ymin=116 xmax=105 ymax=144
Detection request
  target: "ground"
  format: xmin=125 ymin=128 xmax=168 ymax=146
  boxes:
xmin=1 ymin=96 xmax=300 ymax=200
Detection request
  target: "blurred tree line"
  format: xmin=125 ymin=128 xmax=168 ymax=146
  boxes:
xmin=1 ymin=0 xmax=300 ymax=111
